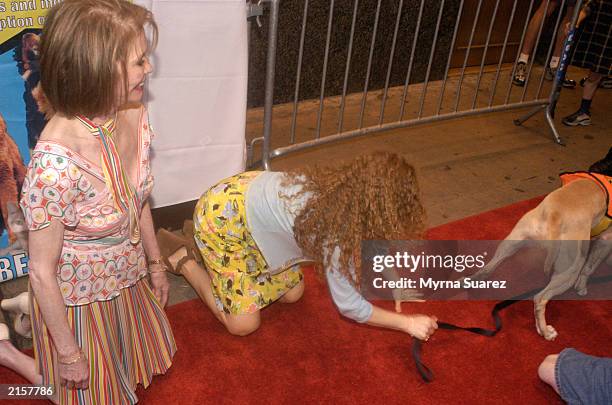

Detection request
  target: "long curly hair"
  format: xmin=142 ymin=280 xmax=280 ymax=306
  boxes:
xmin=283 ymin=152 xmax=426 ymax=286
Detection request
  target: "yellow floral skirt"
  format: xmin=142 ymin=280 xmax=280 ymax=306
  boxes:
xmin=193 ymin=171 xmax=303 ymax=315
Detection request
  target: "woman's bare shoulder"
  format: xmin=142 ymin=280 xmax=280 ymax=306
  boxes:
xmin=37 ymin=115 xmax=96 ymax=156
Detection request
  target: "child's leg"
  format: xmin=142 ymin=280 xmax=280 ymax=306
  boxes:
xmin=169 ymin=250 xmax=221 ymax=320
xmin=0 ymin=340 xmax=59 ymax=403
xmin=0 ymin=322 xmax=59 ymax=403
xmin=0 ymin=295 xmax=39 ymax=384
xmin=278 ymin=280 xmax=305 ymax=304
xmin=0 ymin=337 xmax=41 ymax=384
xmin=168 ymin=249 xmax=262 ymax=336
xmin=224 ymin=312 xmax=261 ymax=337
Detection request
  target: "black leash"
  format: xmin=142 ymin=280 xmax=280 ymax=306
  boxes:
xmin=412 ymin=274 xmax=612 ymax=383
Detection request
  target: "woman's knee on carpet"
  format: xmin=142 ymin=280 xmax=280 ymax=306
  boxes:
xmin=225 ymin=311 xmax=261 ymax=336
xmin=279 ymin=280 xmax=304 ymax=304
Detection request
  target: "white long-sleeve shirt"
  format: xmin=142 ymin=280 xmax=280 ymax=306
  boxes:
xmin=245 ymin=171 xmax=373 ymax=323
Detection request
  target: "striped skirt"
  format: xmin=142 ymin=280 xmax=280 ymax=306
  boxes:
xmin=30 ymin=278 xmax=176 ymax=404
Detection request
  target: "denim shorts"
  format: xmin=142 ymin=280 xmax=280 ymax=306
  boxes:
xmin=556 ymin=348 xmax=612 ymax=405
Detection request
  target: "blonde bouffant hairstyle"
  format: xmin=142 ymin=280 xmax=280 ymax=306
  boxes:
xmin=285 ymin=152 xmax=426 ymax=287
xmin=40 ymin=0 xmax=157 ymax=117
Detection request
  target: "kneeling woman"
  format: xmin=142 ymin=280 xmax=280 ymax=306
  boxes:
xmin=160 ymin=152 xmax=437 ymax=340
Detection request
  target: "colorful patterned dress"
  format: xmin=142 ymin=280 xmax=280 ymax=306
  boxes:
xmin=20 ymin=106 xmax=176 ymax=404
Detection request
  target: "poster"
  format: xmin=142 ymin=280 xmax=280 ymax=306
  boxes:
xmin=0 ymin=0 xmax=249 ymax=281
xmin=0 ymin=0 xmax=56 ymax=282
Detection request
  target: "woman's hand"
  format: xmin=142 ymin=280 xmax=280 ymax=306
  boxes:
xmin=139 ymin=202 xmax=169 ymax=308
xmin=58 ymin=352 xmax=89 ymax=390
xmin=150 ymin=269 xmax=169 ymax=307
xmin=366 ymin=306 xmax=437 ymax=339
xmin=404 ymin=314 xmax=438 ymax=341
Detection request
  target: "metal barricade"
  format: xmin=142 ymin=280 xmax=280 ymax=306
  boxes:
xmin=249 ymin=0 xmax=582 ymax=169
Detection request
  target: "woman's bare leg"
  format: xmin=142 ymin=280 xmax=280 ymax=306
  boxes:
xmin=0 ymin=338 xmax=59 ymax=403
xmin=0 ymin=338 xmax=41 ymax=384
xmin=278 ymin=280 xmax=305 ymax=304
xmin=168 ymin=248 xmax=261 ymax=336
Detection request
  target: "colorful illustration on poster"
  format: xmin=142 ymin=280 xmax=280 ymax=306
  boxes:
xmin=0 ymin=0 xmax=57 ymax=281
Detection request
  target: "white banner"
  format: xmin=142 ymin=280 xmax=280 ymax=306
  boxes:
xmin=136 ymin=0 xmax=248 ymax=207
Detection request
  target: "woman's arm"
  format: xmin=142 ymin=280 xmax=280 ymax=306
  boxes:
xmin=140 ymin=201 xmax=169 ymax=307
xmin=366 ymin=307 xmax=437 ymax=341
xmin=28 ymin=221 xmax=89 ymax=389
xmin=326 ymin=269 xmax=437 ymax=340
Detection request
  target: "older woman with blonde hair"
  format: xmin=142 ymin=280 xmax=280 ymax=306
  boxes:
xmin=0 ymin=1 xmax=175 ymax=403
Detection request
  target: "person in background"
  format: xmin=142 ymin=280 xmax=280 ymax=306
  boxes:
xmin=513 ymin=0 xmax=577 ymax=88
xmin=562 ymin=0 xmax=611 ymax=126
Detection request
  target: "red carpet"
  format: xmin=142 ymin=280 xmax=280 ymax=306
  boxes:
xmin=2 ymin=196 xmax=611 ymax=404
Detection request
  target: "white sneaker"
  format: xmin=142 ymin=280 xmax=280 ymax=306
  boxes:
xmin=562 ymin=110 xmax=592 ymax=126
xmin=512 ymin=62 xmax=527 ymax=86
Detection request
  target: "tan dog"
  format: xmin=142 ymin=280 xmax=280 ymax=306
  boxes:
xmin=469 ymin=149 xmax=612 ymax=340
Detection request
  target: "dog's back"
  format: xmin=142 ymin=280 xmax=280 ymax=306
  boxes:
xmin=538 ymin=179 xmax=607 ymax=240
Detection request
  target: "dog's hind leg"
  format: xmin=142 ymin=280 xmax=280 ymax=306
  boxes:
xmin=575 ymin=235 xmax=612 ymax=296
xmin=542 ymin=240 xmax=560 ymax=275
xmin=534 ymin=239 xmax=589 ymax=340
